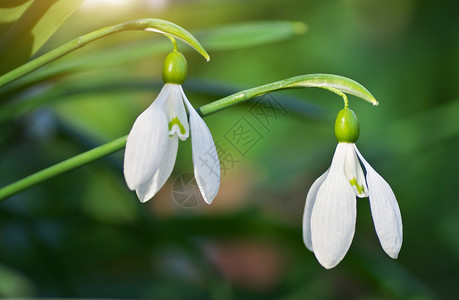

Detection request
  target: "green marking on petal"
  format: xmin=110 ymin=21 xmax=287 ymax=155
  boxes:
xmin=168 ymin=117 xmax=186 ymax=135
xmin=349 ymin=177 xmax=365 ymax=195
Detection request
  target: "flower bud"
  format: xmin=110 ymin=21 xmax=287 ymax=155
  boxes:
xmin=162 ymin=51 xmax=187 ymax=84
xmin=335 ymin=108 xmax=359 ymax=143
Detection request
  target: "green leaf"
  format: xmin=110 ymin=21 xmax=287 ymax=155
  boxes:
xmin=197 ymin=20 xmax=307 ymax=50
xmin=0 ymin=1 xmax=33 ymax=36
xmin=0 ymin=0 xmax=85 ymax=75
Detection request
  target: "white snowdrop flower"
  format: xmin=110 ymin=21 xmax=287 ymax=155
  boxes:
xmin=123 ymin=51 xmax=220 ymax=204
xmin=303 ymin=108 xmax=402 ymax=269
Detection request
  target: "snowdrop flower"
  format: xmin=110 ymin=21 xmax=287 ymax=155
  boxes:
xmin=123 ymin=51 xmax=220 ymax=204
xmin=303 ymin=108 xmax=402 ymax=269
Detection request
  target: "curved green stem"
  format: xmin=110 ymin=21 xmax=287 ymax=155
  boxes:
xmin=169 ymin=36 xmax=178 ymax=52
xmin=0 ymin=73 xmax=377 ymax=201
xmin=321 ymin=87 xmax=349 ymax=108
xmin=0 ymin=18 xmax=209 ymax=88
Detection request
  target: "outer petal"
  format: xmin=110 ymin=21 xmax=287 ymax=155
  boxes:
xmin=311 ymin=143 xmax=357 ymax=269
xmin=355 ymin=145 xmax=403 ymax=259
xmin=136 ymin=135 xmax=179 ymax=203
xmin=123 ymin=85 xmax=171 ymax=190
xmin=181 ymin=87 xmax=220 ymax=204
xmin=344 ymin=143 xmax=368 ymax=198
xmin=303 ymin=169 xmax=329 ymax=252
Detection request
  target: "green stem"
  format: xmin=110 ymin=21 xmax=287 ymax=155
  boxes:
xmin=0 ymin=18 xmax=209 ymax=88
xmin=169 ymin=36 xmax=178 ymax=52
xmin=0 ymin=136 xmax=127 ymax=200
xmin=0 ymin=73 xmax=377 ymax=201
xmin=321 ymin=87 xmax=349 ymax=108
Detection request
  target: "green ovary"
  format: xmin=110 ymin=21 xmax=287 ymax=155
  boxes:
xmin=168 ymin=117 xmax=186 ymax=135
xmin=349 ymin=177 xmax=365 ymax=195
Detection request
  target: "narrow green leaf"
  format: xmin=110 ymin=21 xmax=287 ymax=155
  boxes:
xmin=197 ymin=20 xmax=307 ymax=50
xmin=0 ymin=1 xmax=33 ymax=37
xmin=0 ymin=18 xmax=210 ymax=88
xmin=0 ymin=0 xmax=85 ymax=74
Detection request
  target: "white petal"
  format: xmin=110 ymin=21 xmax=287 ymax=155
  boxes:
xmin=123 ymin=85 xmax=171 ymax=190
xmin=136 ymin=135 xmax=179 ymax=203
xmin=303 ymin=169 xmax=329 ymax=252
xmin=181 ymin=87 xmax=220 ymax=204
xmin=165 ymin=84 xmax=189 ymax=141
xmin=355 ymin=145 xmax=403 ymax=259
xmin=311 ymin=143 xmax=357 ymax=269
xmin=343 ymin=143 xmax=368 ymax=198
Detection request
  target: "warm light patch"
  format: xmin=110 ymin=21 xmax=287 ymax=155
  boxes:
xmin=80 ymin=0 xmax=131 ymax=10
xmin=80 ymin=0 xmax=169 ymax=12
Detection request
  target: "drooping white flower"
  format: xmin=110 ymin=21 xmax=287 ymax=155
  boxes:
xmin=123 ymin=51 xmax=220 ymax=204
xmin=303 ymin=108 xmax=402 ymax=269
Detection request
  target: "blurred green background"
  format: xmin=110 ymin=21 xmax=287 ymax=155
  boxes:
xmin=0 ymin=0 xmax=458 ymax=299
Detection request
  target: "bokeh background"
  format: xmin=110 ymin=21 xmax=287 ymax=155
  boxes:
xmin=0 ymin=0 xmax=458 ymax=299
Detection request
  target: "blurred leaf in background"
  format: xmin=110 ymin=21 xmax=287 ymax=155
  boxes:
xmin=0 ymin=0 xmax=85 ymax=74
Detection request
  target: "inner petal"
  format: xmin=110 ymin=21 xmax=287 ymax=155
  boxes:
xmin=164 ymin=84 xmax=189 ymax=140
xmin=343 ymin=143 xmax=368 ymax=198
